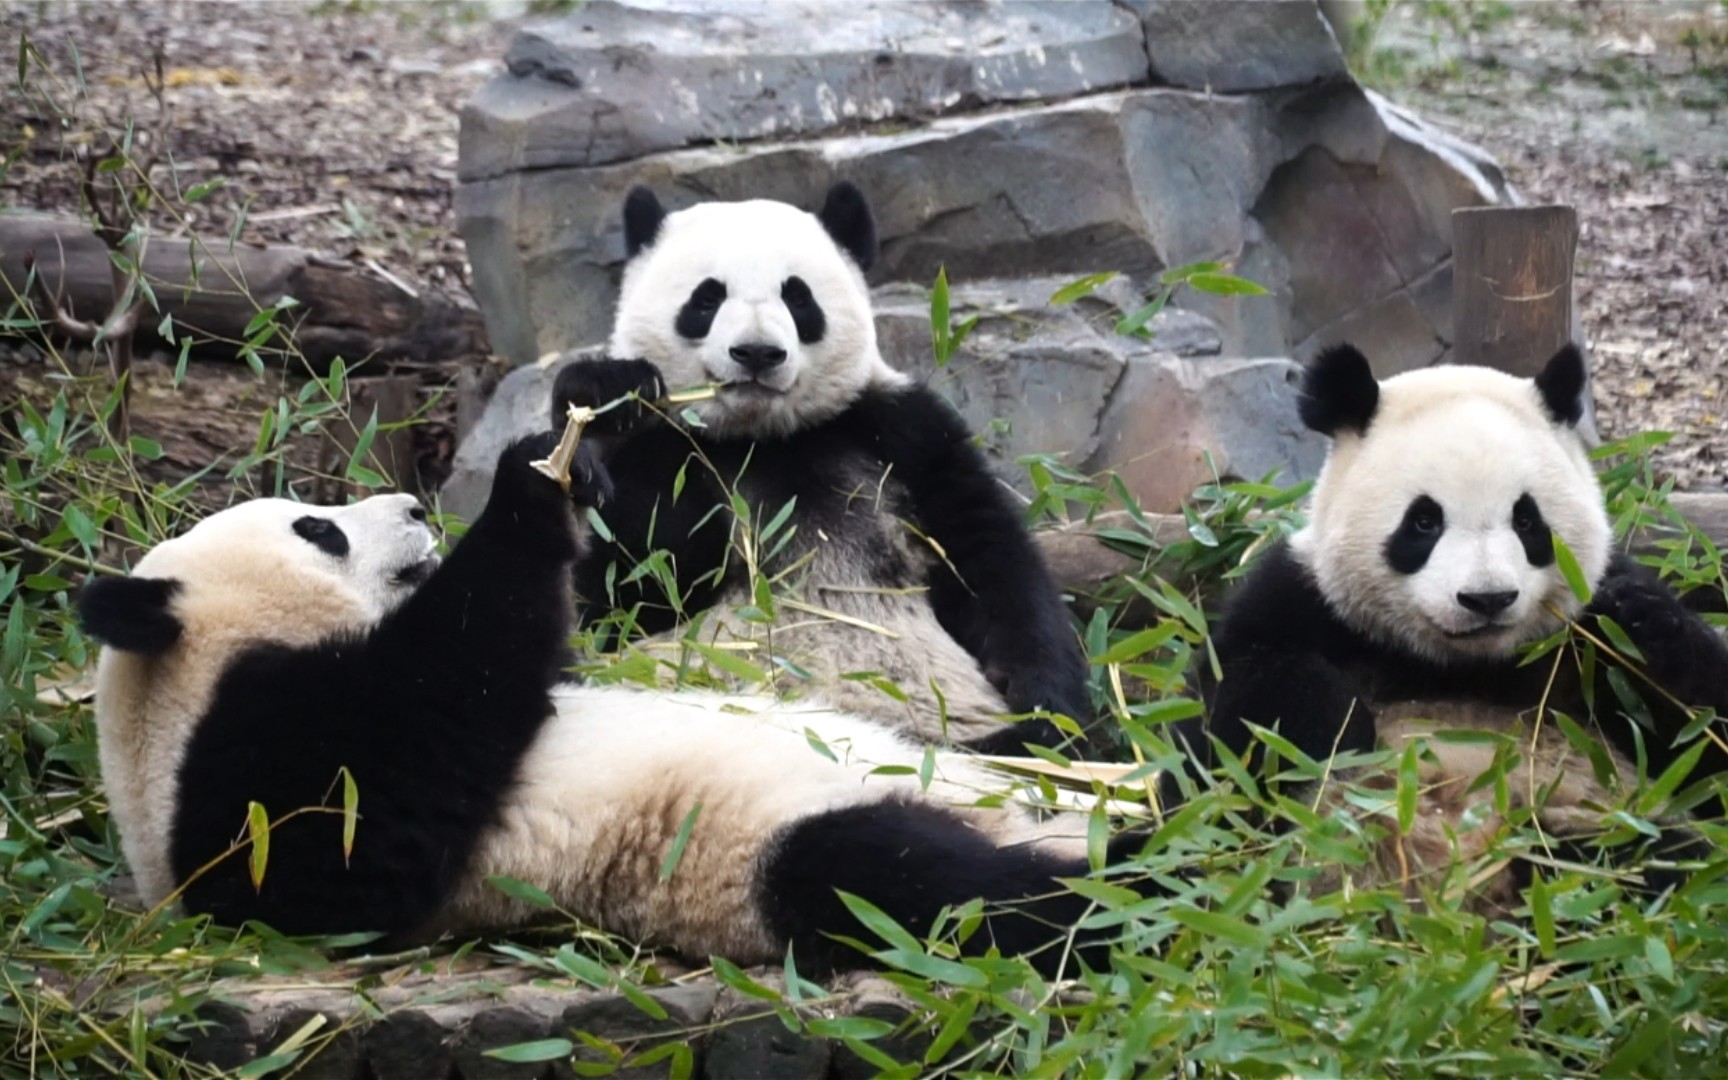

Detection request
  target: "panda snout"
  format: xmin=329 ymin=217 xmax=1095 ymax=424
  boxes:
xmin=729 ymin=342 xmax=787 ymax=374
xmin=1456 ymin=589 xmax=1518 ymax=616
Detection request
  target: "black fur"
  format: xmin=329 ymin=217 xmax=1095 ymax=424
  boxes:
xmin=816 ymin=181 xmax=877 ymax=272
xmin=1182 ymin=541 xmax=1728 ymax=808
xmin=675 ymin=278 xmax=728 ymax=341
xmin=79 ymin=577 xmax=183 ymax=655
xmin=1512 ymin=494 xmax=1555 ymax=567
xmin=292 ymin=516 xmax=349 ymax=558
xmin=1384 ymin=495 xmax=1444 ymax=575
xmin=1534 ymin=344 xmax=1587 ymax=427
xmin=623 ymin=187 xmax=666 ymax=258
xmin=552 ymin=359 xmax=1087 ymax=750
xmin=760 ymin=799 xmax=1148 ymax=978
xmin=1299 ymin=345 xmax=1380 ymax=436
xmin=551 ymin=357 xmax=667 ymax=439
xmin=167 ymin=434 xmax=601 ymax=935
xmin=780 ymin=276 xmax=827 ymax=344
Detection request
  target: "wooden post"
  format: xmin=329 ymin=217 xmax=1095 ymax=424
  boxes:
xmin=1450 ymin=205 xmax=1578 ymax=376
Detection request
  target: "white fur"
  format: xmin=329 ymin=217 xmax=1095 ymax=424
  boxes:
xmin=610 ymin=198 xmax=908 ymax=439
xmin=1292 ymin=364 xmax=1611 ymax=662
xmin=449 ymin=687 xmax=1083 ymax=960
xmin=94 ymin=495 xmax=433 ymax=905
xmin=96 ymin=494 xmax=1081 ymax=929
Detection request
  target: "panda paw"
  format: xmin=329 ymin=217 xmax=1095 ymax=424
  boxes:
xmin=493 ymin=434 xmax=614 ymax=523
xmin=1589 ymin=568 xmax=1693 ymax=676
xmin=551 ymin=358 xmax=667 ymax=438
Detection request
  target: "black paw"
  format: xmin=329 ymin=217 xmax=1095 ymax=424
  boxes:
xmin=489 ymin=433 xmax=583 ymax=523
xmin=551 ymin=358 xmax=667 ymax=438
xmin=1590 ymin=568 xmax=1691 ymax=671
xmin=565 ymin=442 xmax=614 ymax=509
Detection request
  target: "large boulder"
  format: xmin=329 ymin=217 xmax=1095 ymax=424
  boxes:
xmin=451 ymin=0 xmax=1509 ymax=514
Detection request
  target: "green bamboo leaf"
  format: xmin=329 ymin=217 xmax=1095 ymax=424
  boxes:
xmin=1552 ymin=531 xmax=1592 ymax=603
xmin=246 ymin=801 xmax=270 ymax=891
xmin=485 ymin=874 xmax=557 ymax=909
xmin=1528 ymin=872 xmax=1556 ymax=958
xmin=484 ymin=1039 xmax=574 ymax=1063
xmin=1397 ymin=740 xmax=1419 ymax=835
xmin=836 ymin=890 xmax=920 ymax=953
xmin=1170 ymin=906 xmax=1268 ymax=949
xmin=659 ymin=801 xmax=701 ymax=882
xmin=340 ymin=767 xmax=359 ymax=864
xmin=1049 ymin=271 xmax=1118 ymax=305
xmin=1185 ymin=271 xmax=1269 ymax=296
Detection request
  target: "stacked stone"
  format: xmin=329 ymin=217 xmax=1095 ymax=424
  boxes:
xmin=450 ymin=0 xmax=1510 ymax=516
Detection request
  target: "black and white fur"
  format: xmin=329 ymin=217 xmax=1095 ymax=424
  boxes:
xmin=549 ymin=183 xmax=1085 ymax=754
xmin=82 ymin=437 xmax=1140 ymax=976
xmin=1187 ymin=344 xmax=1728 ymax=909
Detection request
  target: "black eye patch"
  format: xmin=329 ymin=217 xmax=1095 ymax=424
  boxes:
xmin=675 ymin=278 xmax=728 ymax=340
xmin=781 ymin=275 xmax=826 ymax=344
xmin=1512 ymin=493 xmax=1554 ymax=567
xmin=1384 ymin=495 xmax=1445 ymax=575
xmin=293 ymin=516 xmax=349 ymax=558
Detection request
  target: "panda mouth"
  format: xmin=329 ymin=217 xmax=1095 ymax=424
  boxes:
xmin=391 ymin=556 xmax=440 ymax=588
xmin=1440 ymin=622 xmax=1507 ymax=640
xmin=717 ymin=380 xmax=787 ymax=397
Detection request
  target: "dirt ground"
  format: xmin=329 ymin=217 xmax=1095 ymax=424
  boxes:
xmin=3 ymin=0 xmax=1725 ymax=492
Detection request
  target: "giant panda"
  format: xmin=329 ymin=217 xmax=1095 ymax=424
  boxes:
xmin=1185 ymin=343 xmax=1728 ymax=911
xmin=547 ymin=182 xmax=1086 ymax=754
xmin=79 ymin=433 xmax=1145 ymax=977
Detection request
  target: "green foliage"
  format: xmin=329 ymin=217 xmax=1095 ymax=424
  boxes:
xmin=6 ymin=51 xmax=1728 ymax=1077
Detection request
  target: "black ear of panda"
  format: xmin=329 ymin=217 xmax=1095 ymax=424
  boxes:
xmin=817 ymin=180 xmax=877 ymax=272
xmin=1534 ymin=343 xmax=1587 ymax=427
xmin=622 ymin=186 xmax=667 ymax=258
xmin=1299 ymin=344 xmax=1380 ymax=436
xmin=78 ymin=577 xmax=183 ymax=655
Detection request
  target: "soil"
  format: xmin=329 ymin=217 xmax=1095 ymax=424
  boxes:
xmin=1367 ymin=0 xmax=1728 ymax=490
xmin=2 ymin=0 xmax=1725 ymax=496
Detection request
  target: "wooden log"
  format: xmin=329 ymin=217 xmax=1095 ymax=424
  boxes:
xmin=0 ymin=215 xmax=488 ymax=371
xmin=1450 ymin=205 xmax=1579 ymax=377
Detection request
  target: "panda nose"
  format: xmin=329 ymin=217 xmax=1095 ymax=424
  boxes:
xmin=1457 ymin=590 xmax=1518 ymax=616
xmin=729 ymin=342 xmax=787 ymax=374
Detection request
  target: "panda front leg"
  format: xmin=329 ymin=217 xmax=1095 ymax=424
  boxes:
xmin=1588 ymin=555 xmax=1728 ymax=787
xmin=757 ymin=800 xmax=1150 ymax=978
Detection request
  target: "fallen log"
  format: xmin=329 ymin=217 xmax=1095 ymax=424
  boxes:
xmin=0 ymin=215 xmax=489 ymax=371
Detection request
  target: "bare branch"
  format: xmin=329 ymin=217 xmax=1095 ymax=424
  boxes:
xmin=22 ymin=249 xmax=100 ymax=341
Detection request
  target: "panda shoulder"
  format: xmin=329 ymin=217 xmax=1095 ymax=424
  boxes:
xmin=1216 ymin=540 xmax=1361 ymax=656
xmin=841 ymin=383 xmax=972 ymax=465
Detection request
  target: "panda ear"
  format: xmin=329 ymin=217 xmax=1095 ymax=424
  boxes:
xmin=622 ymin=186 xmax=666 ymax=258
xmin=1533 ymin=343 xmax=1587 ymax=427
xmin=1299 ymin=344 xmax=1380 ymax=436
xmin=817 ymin=181 xmax=877 ymax=272
xmin=78 ymin=577 xmax=183 ymax=655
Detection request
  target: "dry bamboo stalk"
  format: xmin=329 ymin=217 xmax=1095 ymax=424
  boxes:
xmin=530 ymin=403 xmax=597 ymax=490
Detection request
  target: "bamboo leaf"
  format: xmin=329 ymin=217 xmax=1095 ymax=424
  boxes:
xmin=246 ymin=801 xmax=270 ymax=891
xmin=658 ymin=801 xmax=701 ymax=882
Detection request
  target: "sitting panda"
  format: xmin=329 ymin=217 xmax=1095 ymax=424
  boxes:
xmin=1186 ymin=342 xmax=1728 ymax=910
xmin=547 ymin=182 xmax=1085 ymax=754
xmin=79 ymin=434 xmax=1142 ymax=977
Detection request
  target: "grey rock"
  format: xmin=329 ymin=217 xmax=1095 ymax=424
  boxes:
xmin=1085 ymin=356 xmax=1327 ymax=513
xmin=557 ymin=984 xmax=715 ymax=1080
xmin=439 ymin=347 xmax=605 ymax=522
xmin=1129 ymin=0 xmax=1350 ymax=92
xmin=702 ymin=1010 xmax=830 ymax=1079
xmin=460 ymin=0 xmax=1147 ymax=182
xmin=457 ymin=1007 xmax=554 ymax=1080
xmin=458 ymin=88 xmax=1284 ymax=364
xmin=363 ymin=1011 xmax=454 ymax=1080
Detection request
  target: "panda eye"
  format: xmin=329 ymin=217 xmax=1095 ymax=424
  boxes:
xmin=781 ymin=276 xmax=814 ymax=308
xmin=1402 ymin=497 xmax=1444 ymax=537
xmin=1412 ymin=512 xmax=1440 ymax=535
xmin=1512 ymin=493 xmax=1545 ymax=534
xmin=691 ymin=278 xmax=727 ymax=311
xmin=292 ymin=516 xmax=350 ymax=558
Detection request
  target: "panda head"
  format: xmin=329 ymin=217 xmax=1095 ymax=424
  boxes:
xmin=80 ymin=493 xmax=436 ymax=662
xmin=1290 ymin=344 xmax=1610 ymax=663
xmin=608 ymin=181 xmax=908 ymax=438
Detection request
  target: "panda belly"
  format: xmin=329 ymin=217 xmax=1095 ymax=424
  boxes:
xmin=1308 ymin=699 xmax=1631 ymax=913
xmin=681 ymin=458 xmax=1010 ymax=744
xmin=447 ymin=686 xmax=1077 ymax=962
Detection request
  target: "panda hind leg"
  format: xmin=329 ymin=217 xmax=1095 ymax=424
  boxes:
xmin=1510 ymin=822 xmax=1715 ymax=900
xmin=757 ymin=799 xmax=1152 ymax=979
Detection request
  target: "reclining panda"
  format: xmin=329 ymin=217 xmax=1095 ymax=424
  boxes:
xmin=1187 ymin=342 xmax=1728 ymax=909
xmin=80 ymin=434 xmax=1141 ymax=976
xmin=548 ymin=182 xmax=1085 ymax=753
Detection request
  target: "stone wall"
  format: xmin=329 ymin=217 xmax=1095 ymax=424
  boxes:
xmin=451 ymin=0 xmax=1510 ymax=512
